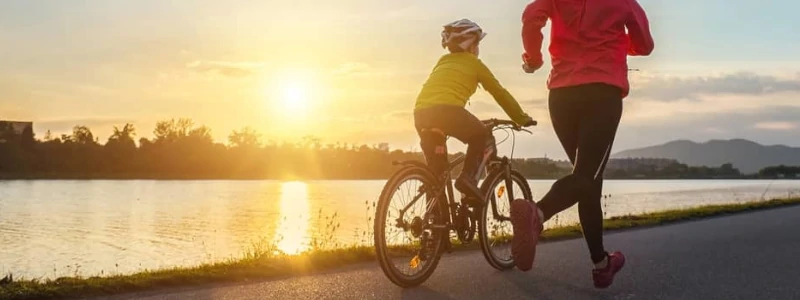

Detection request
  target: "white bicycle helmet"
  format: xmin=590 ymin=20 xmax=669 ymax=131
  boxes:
xmin=441 ymin=19 xmax=487 ymax=51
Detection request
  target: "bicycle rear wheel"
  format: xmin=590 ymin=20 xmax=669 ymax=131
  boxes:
xmin=374 ymin=166 xmax=446 ymax=287
xmin=478 ymin=169 xmax=533 ymax=270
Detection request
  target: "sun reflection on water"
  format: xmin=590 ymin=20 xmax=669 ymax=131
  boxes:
xmin=274 ymin=181 xmax=310 ymax=254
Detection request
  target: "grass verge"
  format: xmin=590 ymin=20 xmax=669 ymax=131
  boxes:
xmin=2 ymin=197 xmax=799 ymax=300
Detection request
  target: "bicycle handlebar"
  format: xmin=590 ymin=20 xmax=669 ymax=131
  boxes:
xmin=481 ymin=118 xmax=537 ymax=132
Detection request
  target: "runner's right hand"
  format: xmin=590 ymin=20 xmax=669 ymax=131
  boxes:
xmin=521 ymin=53 xmax=542 ymax=74
xmin=522 ymin=64 xmax=538 ymax=74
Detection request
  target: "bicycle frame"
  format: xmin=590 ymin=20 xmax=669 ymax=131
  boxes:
xmin=394 ymin=119 xmax=533 ymax=235
xmin=394 ymin=154 xmax=465 ymax=234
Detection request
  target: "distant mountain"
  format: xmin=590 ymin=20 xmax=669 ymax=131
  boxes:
xmin=612 ymin=139 xmax=800 ymax=174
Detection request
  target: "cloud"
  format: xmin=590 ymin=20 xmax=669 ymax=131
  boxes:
xmin=331 ymin=62 xmax=393 ymax=78
xmin=465 ymin=98 xmax=548 ymax=124
xmin=519 ymin=98 xmax=547 ymax=110
xmin=0 ymin=78 xmax=33 ymax=119
xmin=634 ymin=72 xmax=800 ymax=101
xmin=35 ymin=117 xmax=136 ymax=133
xmin=0 ymin=75 xmax=32 ymax=98
xmin=332 ymin=62 xmax=372 ymax=75
xmin=185 ymin=60 xmax=267 ymax=77
xmin=614 ymin=105 xmax=800 ymax=150
xmin=384 ymin=111 xmax=412 ymax=121
xmin=702 ymin=127 xmax=727 ymax=134
xmin=754 ymin=121 xmax=797 ymax=131
xmin=0 ymin=105 xmax=29 ymax=121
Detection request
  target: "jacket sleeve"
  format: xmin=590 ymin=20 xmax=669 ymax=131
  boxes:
xmin=626 ymin=0 xmax=654 ymax=56
xmin=521 ymin=0 xmax=552 ymax=67
xmin=476 ymin=59 xmax=532 ymax=126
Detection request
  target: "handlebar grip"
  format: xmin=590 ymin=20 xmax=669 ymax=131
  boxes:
xmin=482 ymin=118 xmax=536 ymax=130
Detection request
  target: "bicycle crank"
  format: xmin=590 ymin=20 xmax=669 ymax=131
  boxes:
xmin=454 ymin=204 xmax=477 ymax=243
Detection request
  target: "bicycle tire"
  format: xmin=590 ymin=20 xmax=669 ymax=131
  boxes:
xmin=374 ymin=165 xmax=447 ymax=287
xmin=477 ymin=168 xmax=533 ymax=270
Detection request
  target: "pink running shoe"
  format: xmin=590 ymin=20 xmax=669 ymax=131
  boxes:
xmin=510 ymin=199 xmax=543 ymax=271
xmin=592 ymin=251 xmax=626 ymax=289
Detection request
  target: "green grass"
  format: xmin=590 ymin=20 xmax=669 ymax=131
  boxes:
xmin=541 ymin=197 xmax=800 ymax=241
xmin=2 ymin=197 xmax=799 ymax=300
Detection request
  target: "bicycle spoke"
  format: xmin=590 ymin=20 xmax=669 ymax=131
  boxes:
xmin=479 ymin=170 xmax=531 ymax=270
xmin=378 ymin=171 xmax=444 ymax=280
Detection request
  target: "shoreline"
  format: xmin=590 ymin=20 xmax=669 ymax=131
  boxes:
xmin=1 ymin=197 xmax=800 ymax=300
xmin=1 ymin=174 xmax=797 ymax=181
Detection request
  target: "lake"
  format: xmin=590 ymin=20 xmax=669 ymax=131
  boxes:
xmin=1 ymin=179 xmax=799 ymax=279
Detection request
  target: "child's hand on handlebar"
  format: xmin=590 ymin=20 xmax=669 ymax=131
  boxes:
xmin=518 ymin=116 xmax=538 ymax=128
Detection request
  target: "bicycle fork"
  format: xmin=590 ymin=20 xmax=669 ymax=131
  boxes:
xmin=489 ymin=157 xmax=514 ymax=222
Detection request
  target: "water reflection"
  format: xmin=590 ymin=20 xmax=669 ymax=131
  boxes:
xmin=1 ymin=179 xmax=799 ymax=279
xmin=274 ymin=181 xmax=310 ymax=254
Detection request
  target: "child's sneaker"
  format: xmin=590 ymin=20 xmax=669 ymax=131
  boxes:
xmin=455 ymin=176 xmax=485 ymax=207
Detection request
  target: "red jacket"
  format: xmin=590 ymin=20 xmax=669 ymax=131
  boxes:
xmin=522 ymin=0 xmax=654 ymax=98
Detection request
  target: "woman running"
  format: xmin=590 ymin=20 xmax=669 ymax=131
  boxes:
xmin=510 ymin=0 xmax=654 ymax=289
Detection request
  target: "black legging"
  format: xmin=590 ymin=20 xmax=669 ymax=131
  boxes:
xmin=413 ymin=105 xmax=491 ymax=180
xmin=536 ymin=83 xmax=623 ymax=264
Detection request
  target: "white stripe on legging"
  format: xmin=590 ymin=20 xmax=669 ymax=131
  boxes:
xmin=594 ymin=142 xmax=614 ymax=180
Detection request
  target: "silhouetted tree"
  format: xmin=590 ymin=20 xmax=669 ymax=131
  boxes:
xmin=107 ymin=124 xmax=136 ymax=149
xmin=759 ymin=165 xmax=800 ymax=178
xmin=228 ymin=127 xmax=261 ymax=148
xmin=71 ymin=126 xmax=97 ymax=145
xmin=154 ymin=118 xmax=194 ymax=143
xmin=104 ymin=124 xmax=138 ymax=172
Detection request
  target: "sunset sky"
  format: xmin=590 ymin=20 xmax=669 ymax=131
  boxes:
xmin=2 ymin=0 xmax=800 ymax=159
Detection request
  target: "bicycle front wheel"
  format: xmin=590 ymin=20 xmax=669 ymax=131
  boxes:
xmin=374 ymin=166 xmax=446 ymax=287
xmin=478 ymin=169 xmax=533 ymax=270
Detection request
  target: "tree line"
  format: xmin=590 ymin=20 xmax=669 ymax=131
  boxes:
xmin=603 ymin=160 xmax=744 ymax=179
xmin=0 ymin=119 xmax=795 ymax=180
xmin=0 ymin=118 xmax=569 ymax=179
xmin=758 ymin=165 xmax=800 ymax=179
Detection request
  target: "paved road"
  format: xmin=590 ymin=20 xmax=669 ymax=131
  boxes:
xmin=97 ymin=206 xmax=800 ymax=300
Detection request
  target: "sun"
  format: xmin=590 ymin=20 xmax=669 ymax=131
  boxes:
xmin=281 ymin=81 xmax=309 ymax=114
xmin=266 ymin=68 xmax=321 ymax=119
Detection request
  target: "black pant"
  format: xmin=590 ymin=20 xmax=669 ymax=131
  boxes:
xmin=536 ymin=83 xmax=623 ymax=264
xmin=414 ymin=105 xmax=492 ymax=180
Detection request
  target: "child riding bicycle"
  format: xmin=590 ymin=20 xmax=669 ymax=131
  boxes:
xmin=413 ymin=19 xmax=536 ymax=207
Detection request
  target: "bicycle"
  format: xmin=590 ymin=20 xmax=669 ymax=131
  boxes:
xmin=374 ymin=118 xmax=537 ymax=287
